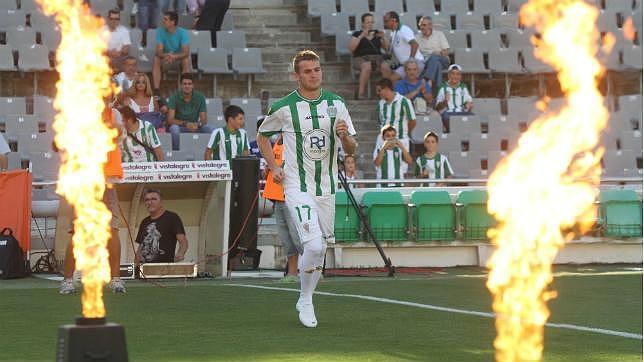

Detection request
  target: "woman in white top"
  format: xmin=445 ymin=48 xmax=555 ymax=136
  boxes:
xmin=124 ymin=73 xmax=164 ymax=131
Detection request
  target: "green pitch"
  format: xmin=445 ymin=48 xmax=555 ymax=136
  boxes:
xmin=0 ymin=265 xmax=641 ymax=361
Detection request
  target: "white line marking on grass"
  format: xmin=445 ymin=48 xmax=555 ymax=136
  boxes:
xmin=226 ymin=284 xmax=643 ymax=341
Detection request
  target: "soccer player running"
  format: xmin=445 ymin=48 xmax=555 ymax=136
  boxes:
xmin=257 ymin=50 xmax=357 ymax=328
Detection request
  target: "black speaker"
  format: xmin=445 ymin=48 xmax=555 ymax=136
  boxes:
xmin=228 ymin=156 xmax=260 ymax=267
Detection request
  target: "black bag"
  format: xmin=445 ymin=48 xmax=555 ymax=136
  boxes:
xmin=0 ymin=228 xmax=27 ymax=279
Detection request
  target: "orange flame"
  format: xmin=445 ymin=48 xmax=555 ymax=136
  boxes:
xmin=623 ymin=17 xmax=637 ymax=42
xmin=486 ymin=0 xmax=608 ymax=361
xmin=37 ymin=0 xmax=115 ymax=318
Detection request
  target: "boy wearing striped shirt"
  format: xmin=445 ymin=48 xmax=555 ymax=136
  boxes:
xmin=256 ymin=50 xmax=357 ymax=328
xmin=435 ymin=64 xmax=474 ymax=124
xmin=119 ymin=105 xmax=164 ymax=162
xmin=373 ymin=125 xmax=413 ymax=187
xmin=204 ymin=105 xmax=250 ymax=161
xmin=415 ymin=131 xmax=454 ymax=186
xmin=376 ymin=78 xmax=416 ymax=151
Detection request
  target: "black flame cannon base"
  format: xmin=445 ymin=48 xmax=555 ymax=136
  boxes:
xmin=56 ymin=317 xmax=128 ymax=362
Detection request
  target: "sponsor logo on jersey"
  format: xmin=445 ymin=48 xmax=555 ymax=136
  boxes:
xmin=303 ymin=129 xmax=330 ymax=161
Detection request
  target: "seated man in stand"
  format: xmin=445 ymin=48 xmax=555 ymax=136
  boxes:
xmin=135 ymin=188 xmax=189 ymax=263
xmin=167 ymin=73 xmax=214 ymax=150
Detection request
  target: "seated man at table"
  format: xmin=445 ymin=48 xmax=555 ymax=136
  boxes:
xmin=135 ymin=188 xmax=189 ymax=263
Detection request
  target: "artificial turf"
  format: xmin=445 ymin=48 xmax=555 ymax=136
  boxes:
xmin=0 ymin=265 xmax=641 ymax=361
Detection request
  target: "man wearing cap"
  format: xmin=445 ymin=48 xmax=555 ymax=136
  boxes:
xmin=435 ymin=64 xmax=474 ymax=124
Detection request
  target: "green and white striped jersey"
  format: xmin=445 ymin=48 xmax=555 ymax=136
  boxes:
xmin=435 ymin=81 xmax=472 ymax=112
xmin=377 ymin=92 xmax=415 ymax=139
xmin=373 ymin=145 xmax=406 ymax=187
xmin=415 ymin=153 xmax=454 ymax=179
xmin=207 ymin=126 xmax=250 ymax=161
xmin=259 ymin=89 xmax=356 ymax=196
xmin=120 ymin=119 xmax=161 ymax=162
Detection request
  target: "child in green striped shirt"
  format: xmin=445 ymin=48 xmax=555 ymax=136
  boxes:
xmin=415 ymin=131 xmax=454 ymax=186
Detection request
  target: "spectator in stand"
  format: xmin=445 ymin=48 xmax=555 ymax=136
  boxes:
xmin=376 ymin=78 xmax=416 ymax=151
xmin=416 ymin=16 xmax=450 ymax=91
xmin=167 ymin=73 xmax=213 ymax=150
xmin=113 ymin=56 xmax=138 ymax=93
xmin=136 ymin=0 xmax=158 ymax=36
xmin=103 ymin=8 xmax=131 ymax=72
xmin=0 ymin=133 xmax=9 ymax=172
xmin=415 ymin=131 xmax=453 ymax=186
xmin=118 ymin=105 xmax=164 ymax=162
xmin=340 ymin=154 xmax=364 ymax=189
xmin=124 ymin=73 xmax=165 ymax=132
xmin=435 ymin=64 xmax=474 ymax=124
xmin=160 ymin=0 xmax=188 ymax=14
xmin=394 ymin=59 xmax=433 ymax=114
xmin=152 ymin=11 xmax=191 ymax=94
xmin=349 ymin=13 xmax=388 ymax=100
xmin=204 ymin=105 xmax=250 ymax=161
xmin=188 ymin=0 xmax=231 ymax=47
xmin=373 ymin=125 xmax=413 ymax=187
xmin=380 ymin=11 xmax=425 ymax=83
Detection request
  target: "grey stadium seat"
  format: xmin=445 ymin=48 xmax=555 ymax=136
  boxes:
xmin=145 ymin=28 xmax=157 ymax=49
xmin=89 ymin=0 xmax=118 ymax=17
xmin=410 ymin=113 xmax=444 ymax=143
xmin=157 ymin=133 xmax=172 ymax=151
xmin=507 ymin=0 xmax=528 ymax=13
xmin=620 ymin=131 xmax=643 ymax=151
xmin=406 ymin=0 xmax=437 ymax=14
xmin=605 ymin=0 xmax=634 ymax=11
xmin=130 ymin=28 xmax=143 ymax=48
xmin=221 ymin=12 xmax=235 ymax=31
xmin=488 ymin=48 xmax=523 ymax=73
xmin=335 ymin=30 xmax=354 ymax=56
xmin=487 ymin=115 xmax=521 ymax=135
xmin=7 ymin=26 xmax=37 ymax=51
xmin=0 ymin=9 xmax=26 ymax=30
xmin=456 ymin=12 xmax=485 ymax=30
xmin=521 ymin=47 xmax=554 ymax=73
xmin=205 ymin=98 xmax=224 ymax=122
xmin=164 ymin=150 xmax=195 ymax=161
xmin=374 ymin=0 xmax=404 ymax=14
xmin=19 ymin=0 xmax=38 ymax=11
xmin=7 ymin=152 xmax=22 ymax=170
xmin=618 ymin=94 xmax=643 ymax=114
xmin=622 ymin=45 xmax=643 ymax=69
xmin=198 ymin=48 xmax=232 ymax=74
xmin=321 ymin=12 xmax=351 ymax=37
xmin=188 ymin=30 xmax=212 ymax=54
xmin=601 ymin=130 xmax=620 ymax=150
xmin=506 ymin=97 xmax=538 ymax=116
xmin=0 ymin=0 xmax=17 ymax=10
xmin=28 ymin=151 xmax=60 ymax=181
xmin=41 ymin=27 xmax=61 ymax=51
xmin=0 ymin=97 xmax=26 ymax=115
xmin=445 ymin=30 xmax=468 ymax=49
xmin=308 ymin=0 xmax=337 ymax=17
xmin=470 ymin=29 xmax=502 ymax=50
xmin=178 ymin=13 xmax=194 ymax=29
xmin=448 ymin=151 xmax=474 ymax=173
xmin=4 ymin=115 xmax=39 ymax=139
xmin=0 ymin=45 xmax=16 ymax=71
xmin=492 ymin=13 xmax=520 ymax=30
xmin=449 ymin=115 xmax=482 ymax=136
xmin=18 ymin=132 xmax=53 ymax=155
xmin=506 ymin=29 xmax=533 ymax=48
xmin=603 ymin=149 xmax=638 ymax=176
xmin=487 ymin=150 xmax=509 ymax=171
xmin=400 ymin=12 xmax=419 ymax=29
xmin=244 ymin=113 xmax=263 ymax=141
xmin=216 ymin=30 xmax=247 ymax=50
xmin=430 ymin=13 xmax=452 ymax=31
xmin=468 ymin=133 xmax=490 ymax=153
xmin=474 ymin=98 xmax=501 ymax=116
xmin=18 ymin=44 xmax=50 ymax=71
xmin=441 ymin=0 xmax=469 ymax=14
xmin=30 ymin=11 xmax=57 ymax=32
xmin=597 ymin=10 xmax=620 ymax=33
xmin=474 ymin=0 xmax=504 ymax=14
xmin=135 ymin=47 xmax=155 ymax=73
xmin=179 ymin=133 xmax=211 ymax=157
xmin=454 ymin=48 xmax=489 ymax=73
xmin=340 ymin=0 xmax=370 ymax=16
xmin=230 ymin=98 xmax=262 ymax=115
xmin=232 ymin=48 xmax=266 ymax=74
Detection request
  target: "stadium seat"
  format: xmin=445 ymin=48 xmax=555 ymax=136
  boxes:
xmin=506 ymin=29 xmax=533 ymax=48
xmin=188 ymin=30 xmax=212 ymax=54
xmin=597 ymin=10 xmax=620 ymax=33
xmin=230 ymin=98 xmax=262 ymax=115
xmin=19 ymin=0 xmax=37 ymax=11
xmin=216 ymin=30 xmax=247 ymax=50
xmin=232 ymin=48 xmax=266 ymax=74
xmin=605 ymin=0 xmax=634 ymax=11
xmin=361 ymin=191 xmax=408 ymax=241
xmin=441 ymin=0 xmax=469 ymax=14
xmin=449 ymin=115 xmax=481 ymax=136
xmin=488 ymin=47 xmax=523 ymax=73
xmin=474 ymin=0 xmax=504 ymax=14
xmin=410 ymin=113 xmax=443 ymax=143
xmin=145 ymin=28 xmax=157 ymax=49
xmin=4 ymin=115 xmax=38 ymax=139
xmin=622 ymin=45 xmax=643 ymax=69
xmin=431 ymin=13 xmax=452 ymax=31
xmin=179 ymin=133 xmax=211 ymax=158
xmin=205 ymin=98 xmax=224 ymax=124
xmin=0 ymin=97 xmax=26 ymax=115
xmin=456 ymin=12 xmax=485 ymax=30
xmin=41 ymin=27 xmax=61 ymax=51
xmin=400 ymin=12 xmax=419 ymax=29
xmin=411 ymin=191 xmax=455 ymax=241
xmin=601 ymin=130 xmax=620 ymax=150
xmin=17 ymin=132 xmax=53 ymax=155
xmin=221 ymin=12 xmax=235 ymax=31
xmin=7 ymin=26 xmax=37 ymax=51
xmin=335 ymin=30 xmax=353 ymax=56
xmin=164 ymin=150 xmax=195 ymax=161
xmin=334 ymin=191 xmax=361 ymax=242
xmin=487 ymin=115 xmax=521 ymax=136
xmin=178 ymin=13 xmax=194 ymax=29
xmin=7 ymin=152 xmax=22 ymax=170
xmin=474 ymin=98 xmax=501 ymax=115
xmin=599 ymin=189 xmax=642 ymax=237
xmin=374 ymin=0 xmax=404 ymax=14
xmin=521 ymin=47 xmax=555 ymax=73
xmin=455 ymin=190 xmax=495 ymax=240
xmin=469 ymin=29 xmax=502 ymax=50
xmin=506 ymin=97 xmax=538 ymax=116
xmin=308 ymin=0 xmax=337 ymax=17
xmin=30 ymin=11 xmax=57 ymax=32
xmin=453 ymin=48 xmax=489 ymax=73
xmin=0 ymin=45 xmax=16 ymax=71
xmin=507 ymin=0 xmax=528 ymax=12
xmin=135 ymin=47 xmax=155 ymax=73
xmin=340 ymin=0 xmax=370 ymax=16
xmin=0 ymin=9 xmax=26 ymax=30
xmin=467 ymin=133 xmax=490 ymax=154
xmin=492 ymin=13 xmax=520 ymax=29
xmin=438 ymin=133 xmax=461 ymax=152
xmin=89 ymin=0 xmax=117 ymax=17
xmin=618 ymin=94 xmax=642 ymax=114
xmin=129 ymin=27 xmax=143 ymax=48
xmin=406 ymin=0 xmax=437 ymax=15
xmin=486 ymin=128 xmax=519 ymax=151
xmin=321 ymin=12 xmax=351 ymax=37
xmin=157 ymin=133 xmax=172 ymax=150
xmin=197 ymin=48 xmax=232 ymax=74
xmin=28 ymin=151 xmax=60 ymax=181
xmin=0 ymin=0 xmax=17 ymax=10
xmin=448 ymin=151 xmax=474 ymax=174
xmin=445 ymin=30 xmax=468 ymax=49
xmin=487 ymin=150 xmax=509 ymax=171
xmin=17 ymin=44 xmax=50 ymax=71
xmin=620 ymin=130 xmax=643 ymax=152
xmin=603 ymin=149 xmax=638 ymax=176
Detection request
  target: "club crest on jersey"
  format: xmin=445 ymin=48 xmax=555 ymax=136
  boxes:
xmin=303 ymin=129 xmax=330 ymax=161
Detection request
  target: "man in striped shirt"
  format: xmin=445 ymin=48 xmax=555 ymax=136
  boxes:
xmin=376 ymin=78 xmax=416 ymax=151
xmin=119 ymin=106 xmax=164 ymax=162
xmin=204 ymin=105 xmax=250 ymax=161
xmin=256 ymin=50 xmax=357 ymax=328
xmin=373 ymin=125 xmax=413 ymax=187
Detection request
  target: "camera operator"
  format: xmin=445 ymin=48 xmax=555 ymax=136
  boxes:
xmin=349 ymin=13 xmax=388 ymax=100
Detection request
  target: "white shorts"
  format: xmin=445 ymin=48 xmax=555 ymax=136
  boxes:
xmin=284 ymin=189 xmax=335 ymax=245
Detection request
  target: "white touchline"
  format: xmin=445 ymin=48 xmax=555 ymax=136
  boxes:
xmin=226 ymin=284 xmax=643 ymax=341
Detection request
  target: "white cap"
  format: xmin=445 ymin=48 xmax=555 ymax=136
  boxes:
xmin=448 ymin=64 xmax=462 ymax=71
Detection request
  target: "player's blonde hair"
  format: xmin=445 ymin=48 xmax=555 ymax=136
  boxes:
xmin=292 ymin=50 xmax=320 ymax=74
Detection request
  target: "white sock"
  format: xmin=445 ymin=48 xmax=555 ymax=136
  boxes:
xmin=299 ymin=237 xmax=325 ymax=305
